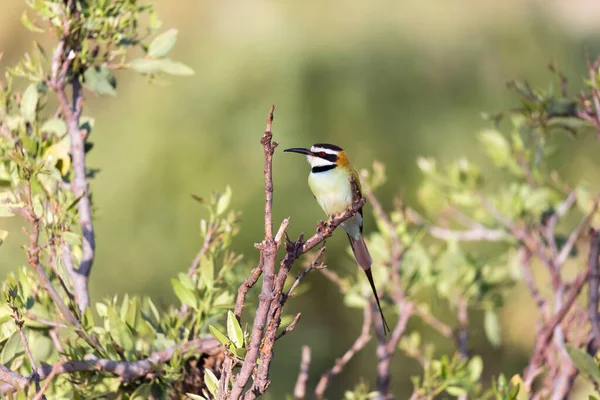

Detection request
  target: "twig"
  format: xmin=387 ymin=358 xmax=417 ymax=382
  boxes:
xmin=187 ymin=222 xmax=217 ymax=278
xmin=588 ymin=229 xmax=600 ymax=348
xmin=293 ymin=346 xmax=311 ymax=400
xmin=456 ymin=297 xmax=469 ymax=359
xmin=10 ymin=305 xmax=43 ymax=398
xmin=375 ymin=301 xmax=414 ymax=399
xmin=556 ymin=194 xmax=600 ymax=266
xmin=406 ymin=208 xmax=508 ymax=242
xmin=413 ymin=306 xmax=453 ymax=338
xmin=276 ymin=313 xmax=302 ymax=341
xmin=283 ymin=246 xmax=326 ymax=301
xmin=524 ymin=270 xmax=588 ymax=391
xmin=31 ymin=361 xmax=65 ymax=400
xmin=314 ymin=302 xmax=373 ymax=399
xmin=520 ymin=247 xmax=549 ymax=319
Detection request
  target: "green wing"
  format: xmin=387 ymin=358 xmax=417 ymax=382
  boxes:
xmin=350 ymin=167 xmax=364 ymax=233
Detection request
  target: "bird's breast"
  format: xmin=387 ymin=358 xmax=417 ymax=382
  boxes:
xmin=308 ymin=168 xmax=353 ymax=216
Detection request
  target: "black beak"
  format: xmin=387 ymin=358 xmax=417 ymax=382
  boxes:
xmin=283 ymin=147 xmax=312 ymax=156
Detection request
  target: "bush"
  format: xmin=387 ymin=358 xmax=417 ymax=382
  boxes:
xmin=1 ymin=1 xmax=600 ymax=399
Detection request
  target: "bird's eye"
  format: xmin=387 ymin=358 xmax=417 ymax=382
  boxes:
xmin=319 ymin=152 xmax=326 ymax=157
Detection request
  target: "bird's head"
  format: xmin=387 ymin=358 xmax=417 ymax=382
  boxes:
xmin=284 ymin=143 xmax=348 ymax=171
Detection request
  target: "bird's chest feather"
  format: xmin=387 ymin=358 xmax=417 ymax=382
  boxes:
xmin=308 ymin=168 xmax=352 ymax=216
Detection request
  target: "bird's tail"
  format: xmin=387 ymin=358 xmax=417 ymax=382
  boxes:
xmin=347 ymin=233 xmax=391 ymax=335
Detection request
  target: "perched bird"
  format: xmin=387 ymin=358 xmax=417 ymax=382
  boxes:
xmin=284 ymin=143 xmax=390 ymax=334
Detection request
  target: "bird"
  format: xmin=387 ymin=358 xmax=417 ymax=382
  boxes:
xmin=284 ymin=143 xmax=391 ymax=334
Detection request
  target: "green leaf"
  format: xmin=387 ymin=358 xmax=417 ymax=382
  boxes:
xmin=186 ymin=395 xmax=206 ymax=400
xmin=186 ymin=394 xmax=207 ymax=400
xmin=565 ymin=344 xmax=600 ymax=386
xmin=148 ymin=29 xmax=178 ymax=58
xmin=20 ymin=84 xmax=38 ymax=123
xmin=130 ymin=58 xmax=164 ymax=74
xmin=20 ymin=12 xmax=44 ymax=33
xmin=131 ymin=383 xmax=152 ymax=400
xmin=468 ymin=356 xmax=483 ymax=381
xmin=84 ymin=66 xmax=117 ymax=96
xmin=209 ymin=325 xmax=229 ymax=346
xmin=204 ymin=368 xmax=219 ymax=396
xmin=199 ymin=255 xmax=214 ymax=289
xmin=216 ymin=186 xmax=232 ymax=216
xmin=479 ymin=129 xmax=510 ymax=166
xmin=446 ymin=386 xmax=467 ymax=396
xmin=171 ymin=279 xmax=197 ymax=309
xmin=107 ymin=307 xmax=134 ymax=351
xmin=227 ymin=310 xmax=244 ymax=349
xmin=159 ymin=59 xmax=195 ymax=76
xmin=484 ymin=309 xmax=502 ymax=347
xmin=40 ymin=118 xmax=67 ymax=137
xmin=1 ymin=333 xmax=24 ymax=364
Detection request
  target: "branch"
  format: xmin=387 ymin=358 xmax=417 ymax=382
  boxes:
xmin=314 ymin=301 xmax=373 ymax=399
xmin=406 ymin=208 xmax=509 ymax=242
xmin=9 ymin=305 xmax=43 ymax=398
xmin=187 ymin=222 xmax=218 ymax=278
xmin=293 ymin=346 xmax=311 ymax=400
xmin=588 ymin=229 xmax=600 ymax=348
xmin=524 ymin=269 xmax=588 ymax=390
xmin=375 ymin=301 xmax=414 ymax=399
xmin=0 ymin=337 xmax=220 ymax=394
xmin=57 ymin=76 xmax=94 ymax=314
xmin=456 ymin=297 xmax=469 ymax=359
xmin=226 ymin=106 xmax=279 ymax=400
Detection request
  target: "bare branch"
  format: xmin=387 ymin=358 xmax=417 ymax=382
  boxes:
xmin=375 ymin=301 xmax=414 ymax=399
xmin=588 ymin=229 xmax=600 ymax=348
xmin=293 ymin=346 xmax=311 ymax=400
xmin=283 ymin=246 xmax=326 ymax=301
xmin=413 ymin=306 xmax=453 ymax=338
xmin=314 ymin=302 xmax=373 ymax=398
xmin=226 ymin=106 xmax=279 ymax=400
xmin=0 ymin=337 xmax=220 ymax=394
xmin=275 ymin=313 xmax=302 ymax=341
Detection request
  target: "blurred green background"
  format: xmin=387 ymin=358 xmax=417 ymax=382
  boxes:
xmin=2 ymin=0 xmax=600 ymax=398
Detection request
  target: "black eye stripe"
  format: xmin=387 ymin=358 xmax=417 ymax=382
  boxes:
xmin=316 ymin=153 xmax=337 ymax=162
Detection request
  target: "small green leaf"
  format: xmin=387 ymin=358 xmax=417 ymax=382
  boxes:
xmin=20 ymin=12 xmax=44 ymax=33
xmin=209 ymin=325 xmax=230 ymax=346
xmin=446 ymin=386 xmax=467 ymax=396
xmin=130 ymin=58 xmax=164 ymax=74
xmin=565 ymin=344 xmax=600 ymax=386
xmin=131 ymin=383 xmax=152 ymax=400
xmin=468 ymin=356 xmax=483 ymax=381
xmin=171 ymin=279 xmax=197 ymax=309
xmin=159 ymin=59 xmax=195 ymax=76
xmin=204 ymin=368 xmax=219 ymax=396
xmin=40 ymin=118 xmax=67 ymax=137
xmin=216 ymin=186 xmax=232 ymax=216
xmin=479 ymin=129 xmax=510 ymax=166
xmin=186 ymin=394 xmax=207 ymax=400
xmin=84 ymin=66 xmax=117 ymax=96
xmin=148 ymin=29 xmax=178 ymax=58
xmin=1 ymin=333 xmax=24 ymax=365
xmin=20 ymin=84 xmax=38 ymax=123
xmin=199 ymin=255 xmax=214 ymax=289
xmin=227 ymin=310 xmax=244 ymax=349
xmin=484 ymin=309 xmax=502 ymax=347
xmin=107 ymin=307 xmax=134 ymax=351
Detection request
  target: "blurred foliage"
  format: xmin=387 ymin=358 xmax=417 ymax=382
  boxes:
xmin=1 ymin=0 xmax=600 ymax=399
